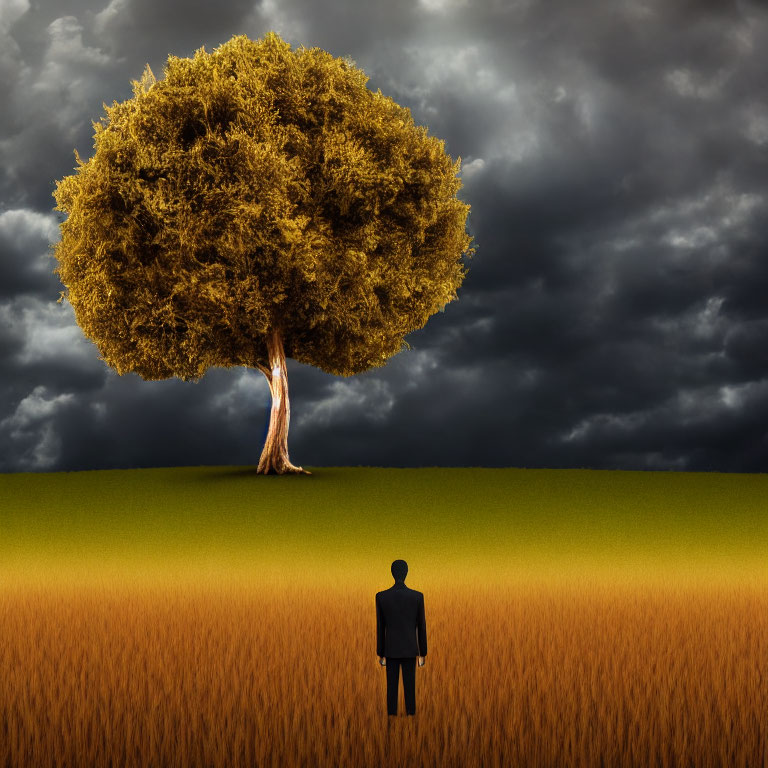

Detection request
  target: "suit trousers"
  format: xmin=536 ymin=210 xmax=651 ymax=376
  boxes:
xmin=385 ymin=657 xmax=416 ymax=716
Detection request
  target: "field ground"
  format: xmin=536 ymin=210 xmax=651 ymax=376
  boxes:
xmin=0 ymin=466 xmax=766 ymax=767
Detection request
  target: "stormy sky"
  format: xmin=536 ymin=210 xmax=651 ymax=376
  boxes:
xmin=1 ymin=0 xmax=767 ymax=474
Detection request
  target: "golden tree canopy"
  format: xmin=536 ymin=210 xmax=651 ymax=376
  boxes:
xmin=52 ymin=31 xmax=475 ymax=381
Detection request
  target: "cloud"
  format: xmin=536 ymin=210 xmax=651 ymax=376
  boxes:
xmin=297 ymin=377 xmax=396 ymax=430
xmin=88 ymin=0 xmax=257 ymax=63
xmin=0 ymin=0 xmax=31 ymax=29
xmin=0 ymin=208 xmax=61 ymax=297
xmin=0 ymin=13 xmax=120 ymax=211
xmin=0 ymin=384 xmax=75 ymax=469
xmin=0 ymin=294 xmax=104 ymax=369
xmin=416 ymin=0 xmax=470 ymax=13
xmin=0 ymin=0 xmax=31 ymax=136
xmin=1 ymin=0 xmax=768 ymax=472
xmin=91 ymin=0 xmax=129 ymax=37
xmin=29 ymin=15 xmax=113 ymax=141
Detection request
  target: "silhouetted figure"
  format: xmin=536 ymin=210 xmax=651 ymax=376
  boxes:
xmin=376 ymin=559 xmax=427 ymax=717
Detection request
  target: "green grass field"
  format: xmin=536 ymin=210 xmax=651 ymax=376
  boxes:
xmin=1 ymin=466 xmax=765 ymax=591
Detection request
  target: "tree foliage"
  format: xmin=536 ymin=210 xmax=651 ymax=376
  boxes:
xmin=52 ymin=32 xmax=475 ymax=382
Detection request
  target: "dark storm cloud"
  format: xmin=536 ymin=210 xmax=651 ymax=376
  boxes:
xmin=0 ymin=209 xmax=61 ymax=298
xmin=87 ymin=0 xmax=258 ymax=64
xmin=1 ymin=0 xmax=768 ymax=473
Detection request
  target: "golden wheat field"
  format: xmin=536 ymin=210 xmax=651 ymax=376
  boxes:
xmin=0 ymin=574 xmax=765 ymax=768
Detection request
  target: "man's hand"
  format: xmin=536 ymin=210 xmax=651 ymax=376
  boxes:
xmin=378 ymin=656 xmax=425 ymax=666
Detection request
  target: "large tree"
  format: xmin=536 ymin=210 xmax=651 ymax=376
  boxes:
xmin=52 ymin=32 xmax=475 ymax=474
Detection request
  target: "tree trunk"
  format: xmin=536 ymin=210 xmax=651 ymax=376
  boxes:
xmin=256 ymin=328 xmax=311 ymax=475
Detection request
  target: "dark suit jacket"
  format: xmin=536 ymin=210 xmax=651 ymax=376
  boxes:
xmin=376 ymin=582 xmax=427 ymax=658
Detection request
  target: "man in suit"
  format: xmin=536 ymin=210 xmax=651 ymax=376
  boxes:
xmin=376 ymin=559 xmax=427 ymax=717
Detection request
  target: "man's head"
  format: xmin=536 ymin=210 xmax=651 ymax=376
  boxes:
xmin=391 ymin=559 xmax=408 ymax=582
